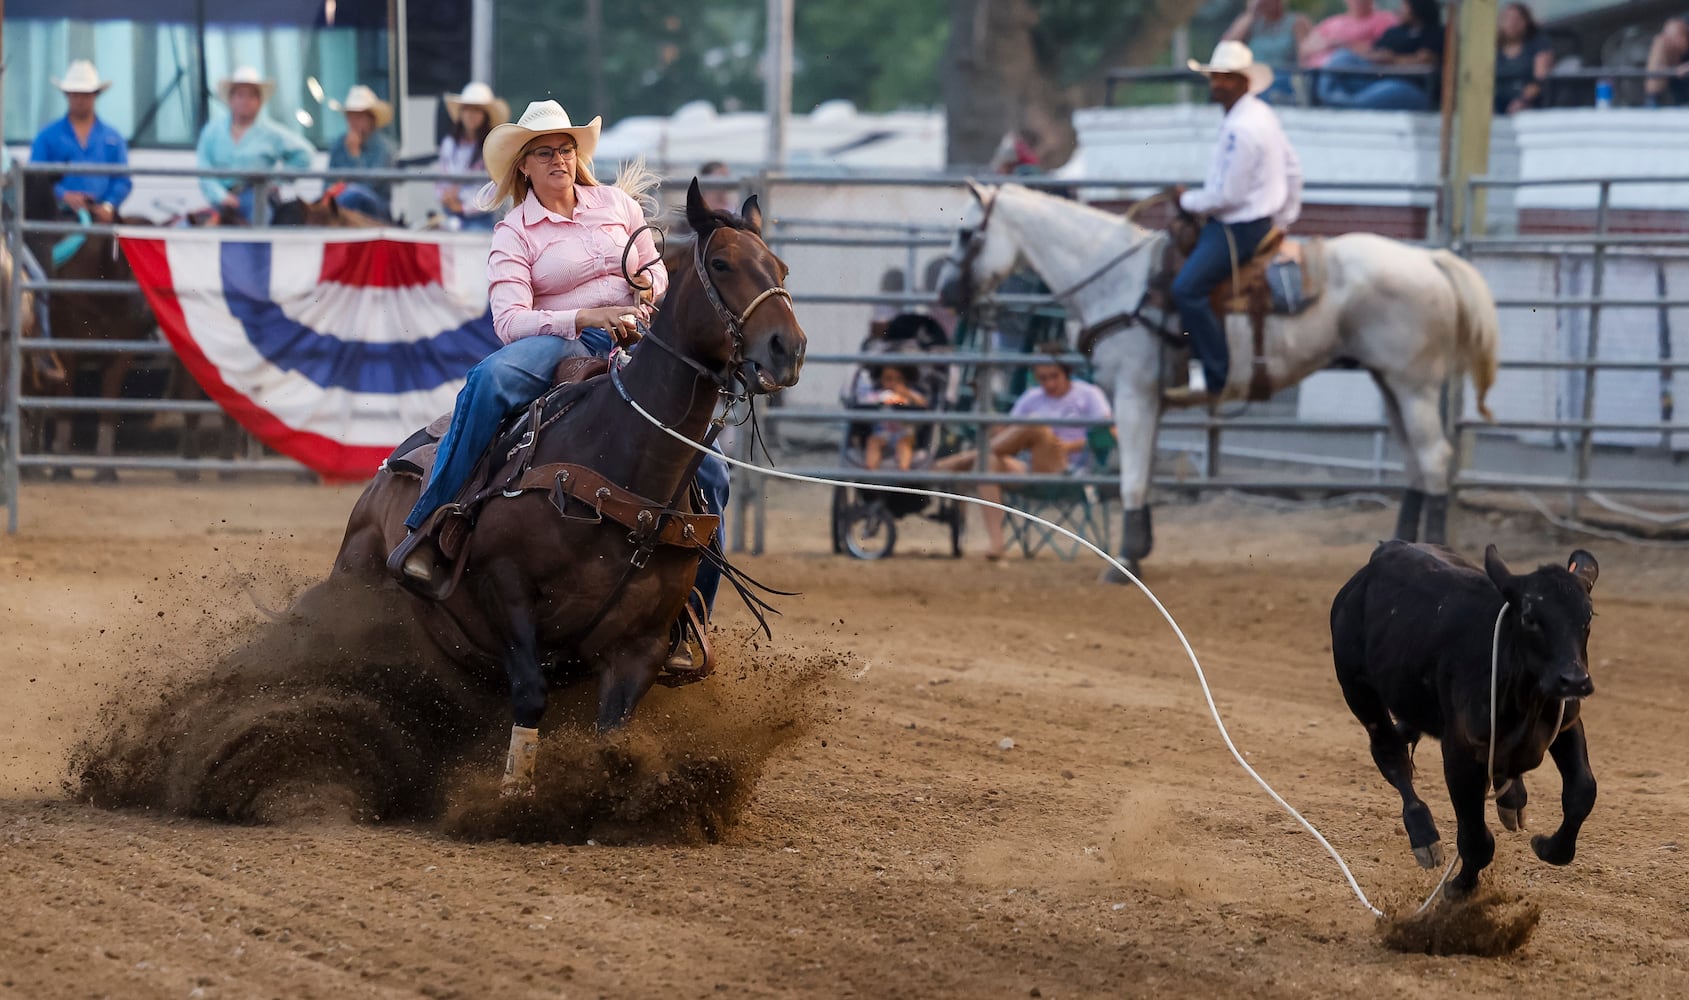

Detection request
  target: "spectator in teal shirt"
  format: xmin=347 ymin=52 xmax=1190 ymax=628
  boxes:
xmin=28 ymin=60 xmax=131 ymax=221
xmin=328 ymin=85 xmax=397 ymax=221
xmin=195 ymin=66 xmax=315 ymax=224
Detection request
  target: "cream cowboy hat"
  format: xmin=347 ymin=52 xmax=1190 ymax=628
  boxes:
xmin=53 ymin=60 xmax=112 ymax=95
xmin=331 ymin=85 xmax=394 ymax=129
xmin=483 ymin=100 xmax=603 ymax=184
xmin=1187 ymin=40 xmax=1275 ymax=96
xmin=217 ymin=66 xmax=276 ymax=104
xmin=444 ymin=81 xmax=511 ymax=127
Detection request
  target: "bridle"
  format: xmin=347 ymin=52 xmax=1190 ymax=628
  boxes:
xmin=948 ymin=186 xmax=1174 ymax=353
xmin=620 ymin=221 xmax=793 ymax=397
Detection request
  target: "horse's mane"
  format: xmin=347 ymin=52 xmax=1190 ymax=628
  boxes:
xmin=613 ymin=156 xmax=662 ymax=219
xmin=999 ymin=182 xmax=1138 ymax=230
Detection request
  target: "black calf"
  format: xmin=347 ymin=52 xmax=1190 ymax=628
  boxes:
xmin=1330 ymin=541 xmax=1600 ymax=898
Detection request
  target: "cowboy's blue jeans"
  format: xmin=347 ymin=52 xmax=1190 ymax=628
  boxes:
xmin=1316 ymin=51 xmax=1433 ymax=111
xmin=335 ymin=183 xmax=391 ymax=221
xmin=405 ymin=332 xmax=728 ymax=617
xmin=1172 ymin=217 xmax=1274 ymax=392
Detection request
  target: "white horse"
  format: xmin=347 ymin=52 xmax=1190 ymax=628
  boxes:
xmin=935 ymin=181 xmax=1498 ymax=580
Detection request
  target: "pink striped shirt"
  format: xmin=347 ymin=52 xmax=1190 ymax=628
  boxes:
xmin=487 ymin=185 xmax=668 ymax=345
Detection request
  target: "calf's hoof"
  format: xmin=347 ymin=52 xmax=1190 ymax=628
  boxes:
xmin=1497 ymin=805 xmax=1526 ymax=832
xmin=1413 ymin=841 xmax=1444 ymax=870
xmin=1531 ymin=833 xmax=1575 ymax=866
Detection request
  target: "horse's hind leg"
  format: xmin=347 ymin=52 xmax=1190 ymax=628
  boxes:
xmin=1371 ymin=371 xmax=1424 ymax=541
xmin=1382 ymin=376 xmax=1454 ymax=545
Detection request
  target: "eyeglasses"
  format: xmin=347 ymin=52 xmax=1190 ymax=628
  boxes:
xmin=526 ymin=145 xmax=578 ymax=163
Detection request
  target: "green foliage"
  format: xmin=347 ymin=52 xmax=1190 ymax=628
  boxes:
xmin=794 ymin=1 xmax=949 ymax=110
xmin=492 ymin=0 xmax=1270 ymax=118
xmin=494 ymin=2 xmax=765 ymax=119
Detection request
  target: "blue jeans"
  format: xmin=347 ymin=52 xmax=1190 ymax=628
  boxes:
xmin=407 ymin=335 xmax=592 ymax=529
xmin=1317 ymin=51 xmax=1433 ymax=111
xmin=454 ymin=212 xmax=497 ymax=231
xmin=1172 ymin=217 xmax=1275 ymax=392
xmin=405 ymin=332 xmax=728 ymax=617
xmin=336 ymin=183 xmax=391 ymax=221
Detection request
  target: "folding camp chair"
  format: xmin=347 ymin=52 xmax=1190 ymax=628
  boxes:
xmin=1003 ymin=426 xmax=1116 ymax=560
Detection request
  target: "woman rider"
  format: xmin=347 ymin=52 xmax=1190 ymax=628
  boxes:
xmin=389 ymin=100 xmax=729 ymax=671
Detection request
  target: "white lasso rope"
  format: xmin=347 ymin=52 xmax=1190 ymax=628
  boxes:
xmin=627 ymin=396 xmax=1387 ymax=918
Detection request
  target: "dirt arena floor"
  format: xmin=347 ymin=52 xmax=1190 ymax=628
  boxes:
xmin=2 ymin=475 xmax=1687 ymax=998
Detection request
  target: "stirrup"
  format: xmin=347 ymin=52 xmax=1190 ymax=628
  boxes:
xmin=1161 ymin=386 xmax=1218 ymax=410
xmin=385 ymin=521 xmax=463 ymax=601
xmin=657 ymin=602 xmax=714 ymax=687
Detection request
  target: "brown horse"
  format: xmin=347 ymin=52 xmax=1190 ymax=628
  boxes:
xmin=329 ymin=180 xmax=806 ymax=794
xmin=21 ymin=173 xmax=161 ymax=480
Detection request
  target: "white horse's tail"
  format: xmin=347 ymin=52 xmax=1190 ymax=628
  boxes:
xmin=1430 ymin=249 xmax=1498 ymax=421
xmin=613 ymin=156 xmax=662 ymax=220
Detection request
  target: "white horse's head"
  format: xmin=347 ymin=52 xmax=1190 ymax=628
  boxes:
xmin=936 ymin=181 xmax=1022 ymax=311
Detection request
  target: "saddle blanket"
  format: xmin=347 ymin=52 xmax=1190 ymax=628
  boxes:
xmin=118 ymin=227 xmax=500 ymax=480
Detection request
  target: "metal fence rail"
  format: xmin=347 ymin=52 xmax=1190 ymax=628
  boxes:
xmin=5 ymin=163 xmax=1687 ymax=544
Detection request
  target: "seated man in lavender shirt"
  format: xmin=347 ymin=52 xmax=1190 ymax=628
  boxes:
xmin=935 ymin=350 xmax=1112 ymax=560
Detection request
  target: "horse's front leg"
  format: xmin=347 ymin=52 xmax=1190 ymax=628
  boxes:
xmin=491 ymin=577 xmax=548 ymax=796
xmin=592 ymin=631 xmax=668 ymax=733
xmin=1101 ymin=347 xmax=1162 ymax=585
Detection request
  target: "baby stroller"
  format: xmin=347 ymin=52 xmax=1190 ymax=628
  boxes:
xmin=830 ymin=313 xmax=966 ymax=559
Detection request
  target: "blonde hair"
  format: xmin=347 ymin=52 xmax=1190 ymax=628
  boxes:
xmin=476 ymin=135 xmax=657 ymax=218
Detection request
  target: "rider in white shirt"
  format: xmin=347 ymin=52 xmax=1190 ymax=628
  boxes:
xmin=1170 ymin=41 xmax=1304 ymax=405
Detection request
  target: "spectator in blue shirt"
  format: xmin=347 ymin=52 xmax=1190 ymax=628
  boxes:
xmin=328 ymin=85 xmax=398 ymax=221
xmin=28 ymin=60 xmax=131 ymax=222
xmin=195 ymin=66 xmax=316 ymax=224
xmin=1316 ymin=0 xmax=1444 ymax=111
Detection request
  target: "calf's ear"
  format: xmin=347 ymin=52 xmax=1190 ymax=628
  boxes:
xmin=1483 ymin=543 xmax=1516 ymax=598
xmin=1567 ymin=549 xmax=1599 ymax=592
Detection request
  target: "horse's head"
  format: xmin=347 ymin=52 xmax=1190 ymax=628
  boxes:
xmin=672 ymin=177 xmax=805 ymax=394
xmin=937 ymin=180 xmax=1020 ymax=311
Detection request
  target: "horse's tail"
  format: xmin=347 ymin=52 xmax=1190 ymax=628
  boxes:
xmin=613 ymin=156 xmax=662 ymax=220
xmin=1430 ymin=249 xmax=1498 ymax=422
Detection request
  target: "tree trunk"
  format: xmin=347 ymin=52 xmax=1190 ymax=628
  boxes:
xmin=944 ymin=0 xmax=1207 ymax=170
xmin=944 ymin=0 xmax=1075 ymax=171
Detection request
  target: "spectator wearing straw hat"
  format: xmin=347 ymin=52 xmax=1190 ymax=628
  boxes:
xmin=195 ymin=66 xmax=316 ymax=224
xmin=328 ymin=85 xmax=398 ymax=221
xmin=436 ymin=82 xmax=509 ymax=230
xmin=28 ymin=60 xmax=131 ymax=222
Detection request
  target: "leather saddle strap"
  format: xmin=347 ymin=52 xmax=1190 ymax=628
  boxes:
xmin=509 ymin=462 xmax=719 ymax=549
xmin=1247 ymin=279 xmax=1274 ymax=403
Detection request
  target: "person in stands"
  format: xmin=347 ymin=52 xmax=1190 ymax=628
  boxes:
xmin=29 ymin=60 xmax=131 ymax=221
xmin=1315 ymin=0 xmax=1444 ymax=111
xmin=934 ymin=350 xmax=1112 ymax=560
xmin=195 ymin=66 xmax=316 ymax=224
xmin=436 ymin=82 xmax=509 ymax=229
xmin=327 ymin=85 xmax=397 ymax=220
xmin=1223 ymin=0 xmax=1311 ymax=103
xmin=1299 ymin=0 xmax=1398 ymax=71
xmin=1644 ymin=16 xmax=1689 ymax=107
xmin=1494 ymin=2 xmax=1555 ymax=114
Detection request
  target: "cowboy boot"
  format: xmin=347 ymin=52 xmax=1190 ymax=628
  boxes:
xmin=500 ymin=725 xmax=540 ymax=797
xmin=385 ymin=529 xmax=438 ymax=586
